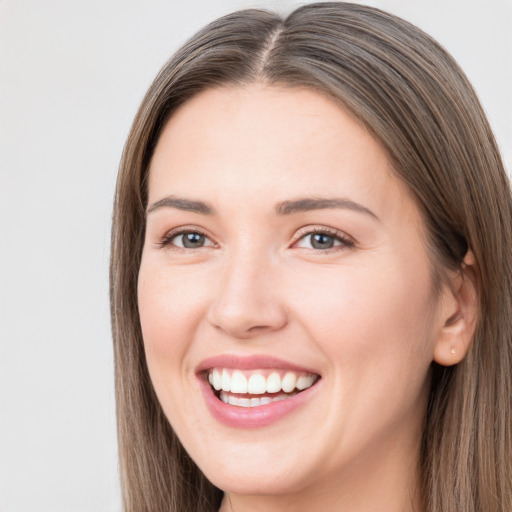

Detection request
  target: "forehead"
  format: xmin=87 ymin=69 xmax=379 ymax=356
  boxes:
xmin=148 ymin=84 xmax=416 ymax=224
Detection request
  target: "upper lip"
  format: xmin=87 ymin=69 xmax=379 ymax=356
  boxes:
xmin=195 ymin=354 xmax=320 ymax=375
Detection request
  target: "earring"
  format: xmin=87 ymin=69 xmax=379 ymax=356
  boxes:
xmin=450 ymin=348 xmax=456 ymax=355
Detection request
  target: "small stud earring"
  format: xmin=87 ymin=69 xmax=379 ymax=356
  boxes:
xmin=450 ymin=348 xmax=456 ymax=355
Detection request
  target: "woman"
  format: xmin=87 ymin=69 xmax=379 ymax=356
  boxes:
xmin=110 ymin=2 xmax=512 ymax=511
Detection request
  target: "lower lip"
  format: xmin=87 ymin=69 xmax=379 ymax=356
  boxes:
xmin=198 ymin=375 xmax=320 ymax=428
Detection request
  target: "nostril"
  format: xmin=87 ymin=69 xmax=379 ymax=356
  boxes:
xmin=207 ymin=298 xmax=288 ymax=339
xmin=247 ymin=325 xmax=272 ymax=332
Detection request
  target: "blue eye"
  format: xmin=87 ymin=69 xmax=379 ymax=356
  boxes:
xmin=295 ymin=230 xmax=354 ymax=250
xmin=309 ymin=233 xmax=337 ymax=249
xmin=161 ymin=230 xmax=215 ymax=249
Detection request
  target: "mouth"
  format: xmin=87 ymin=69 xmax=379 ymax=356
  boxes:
xmin=207 ymin=368 xmax=319 ymax=408
xmin=196 ymin=355 xmax=321 ymax=427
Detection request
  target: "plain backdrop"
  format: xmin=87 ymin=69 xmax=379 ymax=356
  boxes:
xmin=0 ymin=1 xmax=510 ymax=511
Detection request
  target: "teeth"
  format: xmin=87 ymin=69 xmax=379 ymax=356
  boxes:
xmin=213 ymin=369 xmax=222 ymax=391
xmin=219 ymin=391 xmax=297 ymax=407
xmin=296 ymin=375 xmax=316 ymax=390
xmin=266 ymin=372 xmax=281 ymax=393
xmin=208 ymin=368 xmax=318 ymax=395
xmin=281 ymin=372 xmax=297 ymax=393
xmin=248 ymin=373 xmax=267 ymax=394
xmin=231 ymin=371 xmax=248 ymax=394
xmin=221 ymin=369 xmax=231 ymax=392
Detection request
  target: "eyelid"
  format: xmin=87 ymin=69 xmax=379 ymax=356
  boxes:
xmin=156 ymin=225 xmax=217 ymax=249
xmin=154 ymin=224 xmax=355 ymax=251
xmin=291 ymin=225 xmax=356 ymax=250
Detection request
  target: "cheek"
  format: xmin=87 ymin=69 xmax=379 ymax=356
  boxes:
xmin=288 ymin=254 xmax=436 ymax=371
xmin=137 ymin=258 xmax=219 ymax=440
xmin=137 ymin=260 xmax=213 ymax=382
xmin=285 ymin=256 xmax=436 ymax=451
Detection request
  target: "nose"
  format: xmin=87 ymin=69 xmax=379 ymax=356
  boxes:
xmin=207 ymin=250 xmax=288 ymax=339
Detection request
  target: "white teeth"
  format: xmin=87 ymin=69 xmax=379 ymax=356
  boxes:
xmin=212 ymin=369 xmax=222 ymax=391
xmin=221 ymin=369 xmax=231 ymax=392
xmin=219 ymin=391 xmax=297 ymax=407
xmin=296 ymin=375 xmax=315 ymax=390
xmin=208 ymin=368 xmax=318 ymax=395
xmin=266 ymin=372 xmax=281 ymax=393
xmin=248 ymin=373 xmax=267 ymax=394
xmin=238 ymin=398 xmax=251 ymax=407
xmin=281 ymin=372 xmax=297 ymax=393
xmin=230 ymin=371 xmax=248 ymax=394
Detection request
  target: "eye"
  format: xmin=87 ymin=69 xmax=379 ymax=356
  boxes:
xmin=293 ymin=228 xmax=354 ymax=251
xmin=159 ymin=230 xmax=215 ymax=249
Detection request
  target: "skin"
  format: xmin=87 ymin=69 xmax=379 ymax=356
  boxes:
xmin=138 ymin=85 xmax=476 ymax=512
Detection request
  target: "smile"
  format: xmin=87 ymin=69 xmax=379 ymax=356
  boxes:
xmin=196 ymin=355 xmax=321 ymax=427
xmin=208 ymin=368 xmax=318 ymax=408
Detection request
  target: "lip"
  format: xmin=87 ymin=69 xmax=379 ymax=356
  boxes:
xmin=196 ymin=354 xmax=321 ymax=428
xmin=196 ymin=354 xmax=318 ymax=374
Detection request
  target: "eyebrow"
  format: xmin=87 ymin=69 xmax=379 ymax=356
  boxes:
xmin=146 ymin=196 xmax=215 ymax=215
xmin=146 ymin=195 xmax=378 ymax=220
xmin=275 ymin=197 xmax=378 ymax=219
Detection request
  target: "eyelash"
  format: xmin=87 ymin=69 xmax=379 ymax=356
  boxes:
xmin=157 ymin=227 xmax=214 ymax=249
xmin=157 ymin=226 xmax=355 ymax=252
xmin=292 ymin=226 xmax=355 ymax=252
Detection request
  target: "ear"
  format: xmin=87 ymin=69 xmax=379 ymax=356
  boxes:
xmin=433 ymin=251 xmax=480 ymax=366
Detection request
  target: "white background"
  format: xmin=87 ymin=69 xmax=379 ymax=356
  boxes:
xmin=0 ymin=1 xmax=510 ymax=511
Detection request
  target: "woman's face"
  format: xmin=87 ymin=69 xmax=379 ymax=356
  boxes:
xmin=138 ymin=85 xmax=451 ymax=501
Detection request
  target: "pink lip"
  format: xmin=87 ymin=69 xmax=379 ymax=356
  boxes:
xmin=196 ymin=354 xmax=321 ymax=429
xmin=196 ymin=354 xmax=318 ymax=373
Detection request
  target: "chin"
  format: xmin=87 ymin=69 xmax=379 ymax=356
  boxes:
xmin=201 ymin=460 xmax=309 ymax=496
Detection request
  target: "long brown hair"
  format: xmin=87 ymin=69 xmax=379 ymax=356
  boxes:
xmin=110 ymin=3 xmax=512 ymax=511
